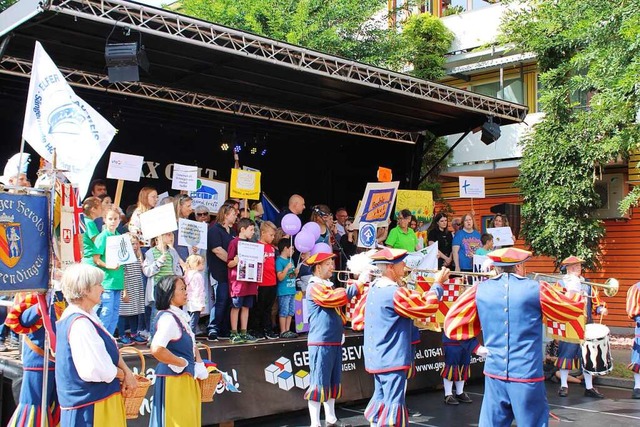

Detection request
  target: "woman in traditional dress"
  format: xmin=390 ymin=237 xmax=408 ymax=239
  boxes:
xmin=149 ymin=275 xmax=209 ymax=427
xmin=55 ymin=263 xmax=136 ymax=426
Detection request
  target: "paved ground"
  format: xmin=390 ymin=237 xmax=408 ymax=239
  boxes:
xmin=238 ymin=381 xmax=640 ymax=427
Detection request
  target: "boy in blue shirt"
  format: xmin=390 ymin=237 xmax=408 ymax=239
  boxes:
xmin=276 ymin=240 xmax=299 ymax=338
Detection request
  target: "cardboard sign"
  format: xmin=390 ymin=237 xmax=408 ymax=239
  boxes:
xmin=106 ymin=152 xmax=144 ymax=182
xmin=230 ymin=168 xmax=261 ymax=200
xmin=237 ymin=241 xmax=264 ymax=282
xmin=377 ymin=167 xmax=392 ymax=182
xmin=171 ymin=163 xmax=198 ymax=191
xmin=190 ymin=179 xmax=228 ymax=214
xmin=352 ymin=181 xmax=399 ymax=226
xmin=459 ymin=176 xmax=485 ymax=198
xmin=177 ymin=218 xmax=207 ymax=250
xmin=486 ymin=226 xmax=514 ymax=247
xmin=395 ymin=190 xmax=434 ymax=223
xmin=139 ymin=203 xmax=177 ymax=240
xmin=105 ymin=234 xmax=137 ymax=266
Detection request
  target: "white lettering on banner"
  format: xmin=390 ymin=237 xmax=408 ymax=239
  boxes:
xmin=15 ymin=201 xmax=46 ymax=237
xmin=293 ymin=351 xmax=309 ymax=367
xmin=414 ymin=347 xmax=443 ymax=359
xmin=141 ymin=160 xmax=218 ymax=180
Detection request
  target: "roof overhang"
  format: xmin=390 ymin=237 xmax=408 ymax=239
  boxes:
xmin=0 ymin=0 xmax=528 ymax=142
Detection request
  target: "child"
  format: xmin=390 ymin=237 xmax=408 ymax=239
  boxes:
xmin=227 ymin=218 xmax=257 ymax=344
xmin=92 ymin=206 xmax=125 ymax=335
xmin=185 ymin=254 xmax=206 ymax=334
xmin=252 ymin=221 xmax=278 ymax=339
xmin=143 ymin=232 xmax=183 ymax=338
xmin=118 ymin=234 xmax=147 ymax=345
xmin=81 ymin=197 xmax=102 ymax=265
xmin=475 ymin=233 xmax=494 ymax=256
xmin=276 ymin=239 xmax=299 ymax=338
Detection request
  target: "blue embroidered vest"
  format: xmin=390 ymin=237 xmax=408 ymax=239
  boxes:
xmin=154 ymin=311 xmax=195 ymax=377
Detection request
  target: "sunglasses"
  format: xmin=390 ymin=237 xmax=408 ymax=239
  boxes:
xmin=196 ymin=212 xmax=209 ymax=216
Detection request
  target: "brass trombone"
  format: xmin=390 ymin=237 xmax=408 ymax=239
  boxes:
xmin=530 ymin=273 xmax=619 ymax=298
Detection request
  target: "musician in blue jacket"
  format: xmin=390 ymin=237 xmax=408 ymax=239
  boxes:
xmin=304 ymin=251 xmax=361 ymax=427
xmin=352 ymin=248 xmax=445 ymax=427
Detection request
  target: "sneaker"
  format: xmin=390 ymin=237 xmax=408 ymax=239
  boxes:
xmin=584 ymin=387 xmax=604 ymax=399
xmin=281 ymin=331 xmax=299 ymax=339
xmin=131 ymin=334 xmax=147 ymax=344
xmin=558 ymin=386 xmax=568 ymax=397
xmin=207 ymin=333 xmax=218 ymax=342
xmin=455 ymin=392 xmax=472 ymax=403
xmin=138 ymin=330 xmax=150 ymax=340
xmin=241 ymin=333 xmax=258 ymax=343
xmin=230 ymin=334 xmax=245 ymax=345
xmin=119 ymin=336 xmax=134 ymax=347
xmin=250 ymin=330 xmax=266 ymax=340
xmin=264 ymin=330 xmax=279 ymax=340
xmin=444 ymin=395 xmax=459 ymax=405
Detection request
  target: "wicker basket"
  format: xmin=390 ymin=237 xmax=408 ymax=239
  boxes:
xmin=197 ymin=344 xmax=223 ymax=403
xmin=119 ymin=346 xmax=152 ymax=419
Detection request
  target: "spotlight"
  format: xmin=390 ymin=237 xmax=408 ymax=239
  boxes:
xmin=220 ymin=143 xmax=229 ymax=151
xmin=261 ymin=148 xmax=268 ymax=156
xmin=480 ymin=116 xmax=501 ymax=145
xmin=234 ymin=145 xmax=242 ymax=153
xmin=250 ymin=147 xmax=257 ymax=155
xmin=104 ymin=41 xmax=149 ymax=83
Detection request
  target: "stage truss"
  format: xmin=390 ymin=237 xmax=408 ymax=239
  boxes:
xmin=44 ymin=0 xmax=527 ymax=124
xmin=0 ymin=56 xmax=419 ymax=144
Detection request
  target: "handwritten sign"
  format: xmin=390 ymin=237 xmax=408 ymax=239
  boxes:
xmin=395 ymin=190 xmax=434 ymax=223
xmin=171 ymin=163 xmax=198 ymax=191
xmin=106 ymin=152 xmax=144 ymax=182
xmin=459 ymin=176 xmax=485 ymax=198
xmin=352 ymin=181 xmax=399 ymax=227
xmin=177 ymin=218 xmax=207 ymax=250
xmin=139 ymin=203 xmax=177 ymax=240
xmin=230 ymin=169 xmax=261 ymax=200
xmin=105 ymin=234 xmax=137 ymax=266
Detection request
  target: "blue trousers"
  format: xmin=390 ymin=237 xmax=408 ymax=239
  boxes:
xmin=480 ymin=376 xmax=548 ymax=427
xmin=304 ymin=345 xmax=342 ymax=402
xmin=97 ymin=290 xmax=122 ymax=335
xmin=207 ymin=281 xmax=230 ymax=336
xmin=364 ymin=370 xmax=408 ymax=427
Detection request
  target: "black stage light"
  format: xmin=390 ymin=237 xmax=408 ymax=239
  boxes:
xmin=481 ymin=116 xmax=501 ymax=145
xmin=105 ymin=42 xmax=149 ymax=83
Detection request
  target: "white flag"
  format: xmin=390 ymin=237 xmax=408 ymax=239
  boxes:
xmin=22 ymin=42 xmax=116 ymax=197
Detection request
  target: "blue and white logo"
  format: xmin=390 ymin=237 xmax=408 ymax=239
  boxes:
xmin=359 ymin=223 xmax=376 ymax=248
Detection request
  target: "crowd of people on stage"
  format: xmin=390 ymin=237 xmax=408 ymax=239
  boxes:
xmin=1 ymin=154 xmax=640 ymax=427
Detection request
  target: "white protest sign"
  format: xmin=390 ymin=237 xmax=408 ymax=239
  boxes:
xmin=190 ymin=179 xmax=228 ymax=214
xmin=171 ymin=163 xmax=198 ymax=191
xmin=105 ymin=234 xmax=137 ymax=266
xmin=106 ymin=152 xmax=144 ymax=182
xmin=459 ymin=176 xmax=485 ymax=198
xmin=139 ymin=203 xmax=177 ymax=240
xmin=486 ymin=226 xmax=514 ymax=247
xmin=472 ymin=254 xmax=490 ymax=286
xmin=237 ymin=241 xmax=264 ymax=282
xmin=177 ymin=218 xmax=207 ymax=250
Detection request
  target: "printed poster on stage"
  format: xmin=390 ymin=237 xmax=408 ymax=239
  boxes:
xmin=105 ymin=234 xmax=137 ymax=266
xmin=237 ymin=241 xmax=264 ymax=282
xmin=352 ymin=181 xmax=399 ymax=227
xmin=177 ymin=218 xmax=207 ymax=250
xmin=394 ymin=190 xmax=434 ymax=224
xmin=0 ymin=193 xmax=49 ymax=293
xmin=106 ymin=152 xmax=144 ymax=182
xmin=230 ymin=169 xmax=261 ymax=200
xmin=458 ymin=176 xmax=485 ymax=198
xmin=190 ymin=179 xmax=228 ymax=214
xmin=171 ymin=163 xmax=198 ymax=191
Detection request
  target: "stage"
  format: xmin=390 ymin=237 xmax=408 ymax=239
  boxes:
xmin=0 ymin=329 xmax=484 ymax=425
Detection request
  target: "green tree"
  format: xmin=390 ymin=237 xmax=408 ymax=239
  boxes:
xmin=402 ymin=12 xmax=453 ymax=80
xmin=500 ymin=0 xmax=640 ymax=268
xmin=0 ymin=0 xmax=17 ymax=12
xmin=179 ymin=0 xmax=407 ymax=70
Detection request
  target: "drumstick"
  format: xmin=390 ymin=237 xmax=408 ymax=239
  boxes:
xmin=599 ymin=311 xmax=604 ymax=324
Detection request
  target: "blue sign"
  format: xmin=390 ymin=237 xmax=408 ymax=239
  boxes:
xmin=358 ymin=223 xmax=376 ymax=248
xmin=0 ymin=193 xmax=49 ymax=293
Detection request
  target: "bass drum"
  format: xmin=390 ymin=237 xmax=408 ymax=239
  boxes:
xmin=581 ymin=323 xmax=613 ymax=376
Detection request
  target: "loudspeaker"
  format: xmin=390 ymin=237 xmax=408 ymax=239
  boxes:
xmin=105 ymin=42 xmax=149 ymax=83
xmin=490 ymin=203 xmax=521 ymax=239
xmin=481 ymin=120 xmax=501 ymax=145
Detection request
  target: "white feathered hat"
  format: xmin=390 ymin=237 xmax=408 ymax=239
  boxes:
xmin=0 ymin=153 xmax=30 ymax=185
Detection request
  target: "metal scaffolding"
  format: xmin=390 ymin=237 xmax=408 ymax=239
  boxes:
xmin=0 ymin=55 xmax=420 ymax=143
xmin=46 ymin=0 xmax=528 ymax=123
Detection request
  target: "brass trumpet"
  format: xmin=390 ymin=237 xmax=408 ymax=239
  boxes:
xmin=405 ymin=267 xmax=496 ymax=279
xmin=530 ymin=273 xmax=619 ymax=298
xmin=334 ymin=270 xmax=380 ymax=283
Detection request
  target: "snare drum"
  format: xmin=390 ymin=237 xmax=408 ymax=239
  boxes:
xmin=581 ymin=323 xmax=613 ymax=376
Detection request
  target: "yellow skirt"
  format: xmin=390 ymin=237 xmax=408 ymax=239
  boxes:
xmin=150 ymin=374 xmax=201 ymax=426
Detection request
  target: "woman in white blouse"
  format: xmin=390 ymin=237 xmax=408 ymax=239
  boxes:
xmin=55 ymin=263 xmax=136 ymax=426
xmin=149 ymin=275 xmax=208 ymax=427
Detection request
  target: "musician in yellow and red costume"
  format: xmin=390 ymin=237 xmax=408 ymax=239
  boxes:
xmin=351 ymin=248 xmax=445 ymax=427
xmin=444 ymin=248 xmax=585 ymax=427
xmin=626 ymin=280 xmax=640 ymax=399
xmin=304 ymin=251 xmax=362 ymax=427
xmin=555 ymin=256 xmax=608 ymax=399
xmin=5 ymin=290 xmax=66 ymax=427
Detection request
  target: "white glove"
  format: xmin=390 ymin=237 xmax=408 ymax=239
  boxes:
xmin=168 ymin=357 xmax=188 ymax=374
xmin=194 ymin=362 xmax=209 ymax=380
xmin=341 ymin=333 xmax=345 ymax=345
xmin=476 ymin=345 xmax=490 ymax=358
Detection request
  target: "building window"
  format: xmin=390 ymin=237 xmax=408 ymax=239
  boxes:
xmin=471 ymin=77 xmax=525 ymax=105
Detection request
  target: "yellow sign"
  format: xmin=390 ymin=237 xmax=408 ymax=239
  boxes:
xmin=230 ymin=168 xmax=261 ymax=200
xmin=394 ymin=189 xmax=433 ymax=223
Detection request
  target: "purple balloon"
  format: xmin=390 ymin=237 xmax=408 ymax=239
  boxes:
xmin=294 ymin=231 xmax=315 ymax=253
xmin=281 ymin=213 xmax=301 ymax=235
xmin=301 ymin=222 xmax=321 ymax=241
xmin=311 ymin=242 xmax=332 ymax=256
